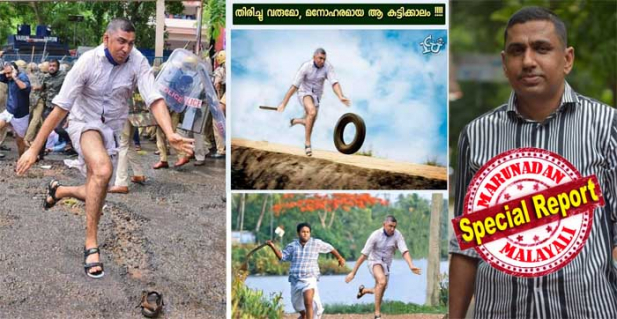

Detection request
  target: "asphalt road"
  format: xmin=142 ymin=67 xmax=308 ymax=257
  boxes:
xmin=0 ymin=136 xmax=226 ymax=318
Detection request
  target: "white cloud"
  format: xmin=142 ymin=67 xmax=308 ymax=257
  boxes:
xmin=231 ymin=30 xmax=447 ymax=165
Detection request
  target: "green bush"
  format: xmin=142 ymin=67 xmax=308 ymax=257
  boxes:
xmin=232 ymin=271 xmax=284 ymax=319
xmin=324 ymin=300 xmax=447 ymax=314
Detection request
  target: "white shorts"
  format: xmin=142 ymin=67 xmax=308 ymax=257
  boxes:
xmin=290 ymin=277 xmax=323 ymax=318
xmin=368 ymin=260 xmax=392 ymax=277
xmin=63 ymin=120 xmax=119 ymax=186
xmin=298 ymin=92 xmax=321 ymax=108
xmin=0 ymin=110 xmax=29 ymax=138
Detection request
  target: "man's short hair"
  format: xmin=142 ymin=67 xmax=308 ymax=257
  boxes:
xmin=297 ymin=222 xmax=312 ymax=233
xmin=314 ymin=48 xmax=326 ymax=56
xmin=48 ymin=59 xmax=59 ymax=67
xmin=504 ymin=7 xmax=567 ymax=48
xmin=106 ymin=18 xmax=136 ymax=34
xmin=384 ymin=215 xmax=397 ymax=223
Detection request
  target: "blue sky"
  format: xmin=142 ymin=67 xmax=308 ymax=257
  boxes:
xmin=231 ymin=29 xmax=448 ymax=165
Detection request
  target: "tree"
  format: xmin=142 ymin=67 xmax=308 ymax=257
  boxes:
xmin=272 ymin=194 xmax=388 ymax=229
xmin=426 ymin=193 xmax=443 ymax=306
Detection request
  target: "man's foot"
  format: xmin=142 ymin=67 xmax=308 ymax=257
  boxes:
xmin=290 ymin=118 xmax=297 ymax=127
xmin=357 ymin=285 xmax=366 ymax=299
xmin=44 ymin=179 xmax=61 ymax=210
xmin=208 ymin=153 xmax=225 ymax=159
xmin=305 ymin=145 xmax=312 ymax=157
xmin=374 ymin=315 xmax=381 ymax=319
xmin=0 ymin=145 xmax=11 ymax=151
xmin=109 ymin=185 xmax=129 ymax=194
xmin=174 ymin=157 xmax=190 ymax=167
xmin=0 ymin=153 xmax=4 ymax=159
xmin=135 ymin=145 xmax=142 ymax=151
xmin=194 ymin=160 xmax=205 ymax=166
xmin=131 ymin=176 xmax=146 ymax=184
xmin=63 ymin=148 xmax=78 ymax=157
xmin=84 ymin=247 xmax=104 ymax=279
xmin=153 ymin=161 xmax=169 ymax=169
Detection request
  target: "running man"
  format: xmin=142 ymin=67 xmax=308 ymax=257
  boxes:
xmin=345 ymin=215 xmax=422 ymax=319
xmin=16 ymin=18 xmax=193 ymax=279
xmin=266 ymin=222 xmax=346 ymax=318
xmin=0 ymin=61 xmax=31 ymax=158
xmin=277 ymin=48 xmax=350 ymax=156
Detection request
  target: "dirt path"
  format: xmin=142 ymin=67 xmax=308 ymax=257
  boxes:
xmin=232 ymin=139 xmax=447 ymax=190
xmin=0 ymin=137 xmax=226 ymax=318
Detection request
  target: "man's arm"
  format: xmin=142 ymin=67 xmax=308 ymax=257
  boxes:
xmin=277 ymin=85 xmax=298 ymax=113
xmin=449 ymin=254 xmax=478 ymax=319
xmin=265 ymin=240 xmax=283 ymax=260
xmin=332 ymin=83 xmax=350 ymax=106
xmin=329 ymin=248 xmax=345 ymax=267
xmin=16 ymin=106 xmax=68 ymax=175
xmin=345 ymin=253 xmax=367 ymax=283
xmin=402 ymin=251 xmax=421 ymax=275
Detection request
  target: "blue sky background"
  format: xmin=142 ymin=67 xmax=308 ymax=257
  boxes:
xmin=231 ymin=29 xmax=448 ymax=165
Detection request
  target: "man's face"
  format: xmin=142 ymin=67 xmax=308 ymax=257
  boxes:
xmin=103 ymin=30 xmax=136 ymax=64
xmin=297 ymin=226 xmax=311 ymax=243
xmin=501 ymin=20 xmax=574 ymax=102
xmin=3 ymin=64 xmax=14 ymax=78
xmin=48 ymin=62 xmax=59 ymax=75
xmin=383 ymin=221 xmax=397 ymax=236
xmin=313 ymin=53 xmax=326 ymax=68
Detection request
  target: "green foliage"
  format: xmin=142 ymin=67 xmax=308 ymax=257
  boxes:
xmin=439 ymin=272 xmax=449 ymax=307
xmin=0 ymin=2 xmax=185 ymax=49
xmin=203 ymin=0 xmax=226 ymax=42
xmin=324 ymin=301 xmax=447 ymax=314
xmin=232 ymin=272 xmax=284 ymax=319
xmin=232 ymin=194 xmax=450 ymax=261
xmin=450 ymin=0 xmax=617 ymax=172
xmin=232 ymin=244 xmax=350 ymax=275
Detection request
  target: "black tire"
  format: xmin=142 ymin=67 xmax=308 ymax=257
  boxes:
xmin=333 ymin=113 xmax=366 ymax=154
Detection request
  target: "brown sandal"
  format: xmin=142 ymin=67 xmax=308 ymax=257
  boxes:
xmin=137 ymin=290 xmax=164 ymax=318
xmin=44 ymin=179 xmax=61 ymax=210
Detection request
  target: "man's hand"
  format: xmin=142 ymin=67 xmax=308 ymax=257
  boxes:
xmin=338 ymin=257 xmax=345 ymax=267
xmin=345 ymin=272 xmax=355 ymax=283
xmin=277 ymin=103 xmax=286 ymax=113
xmin=339 ymin=96 xmax=351 ymax=107
xmin=410 ymin=265 xmax=421 ymax=275
xmin=11 ymin=68 xmax=17 ymax=79
xmin=265 ymin=240 xmax=275 ymax=247
xmin=15 ymin=148 xmax=38 ymax=175
xmin=167 ymin=133 xmax=194 ymax=156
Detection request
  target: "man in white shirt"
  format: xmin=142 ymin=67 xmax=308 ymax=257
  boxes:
xmin=277 ymin=48 xmax=350 ymax=156
xmin=16 ymin=18 xmax=193 ymax=279
xmin=345 ymin=215 xmax=422 ymax=319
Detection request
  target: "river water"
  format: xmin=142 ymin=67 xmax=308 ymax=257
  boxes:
xmin=245 ymin=258 xmax=448 ymax=313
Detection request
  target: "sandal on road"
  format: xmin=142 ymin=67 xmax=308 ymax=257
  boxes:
xmin=137 ymin=290 xmax=164 ymax=318
xmin=357 ymin=284 xmax=365 ymax=299
xmin=84 ymin=247 xmax=105 ymax=279
xmin=44 ymin=179 xmax=61 ymax=210
xmin=305 ymin=145 xmax=312 ymax=157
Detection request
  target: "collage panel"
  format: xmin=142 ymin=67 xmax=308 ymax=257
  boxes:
xmin=448 ymin=1 xmax=617 ymax=318
xmin=230 ymin=28 xmax=448 ymax=190
xmin=232 ymin=192 xmax=449 ymax=318
xmin=0 ymin=1 xmax=226 ymax=318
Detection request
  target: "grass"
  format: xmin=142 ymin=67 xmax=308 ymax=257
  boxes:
xmin=232 ymin=271 xmax=284 ymax=319
xmin=324 ymin=301 xmax=447 ymax=315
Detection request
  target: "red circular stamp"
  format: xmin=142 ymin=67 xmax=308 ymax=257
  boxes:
xmin=453 ymin=147 xmax=603 ymax=277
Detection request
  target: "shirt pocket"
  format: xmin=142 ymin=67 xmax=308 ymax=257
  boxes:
xmin=112 ymin=75 xmax=134 ymax=101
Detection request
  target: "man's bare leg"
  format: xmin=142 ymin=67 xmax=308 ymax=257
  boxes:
xmin=372 ymin=265 xmax=388 ymax=317
xmin=302 ymin=96 xmax=318 ymax=147
xmin=15 ymin=136 xmax=26 ymax=156
xmin=80 ymin=130 xmax=113 ymax=274
xmin=303 ymin=288 xmax=315 ymax=319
